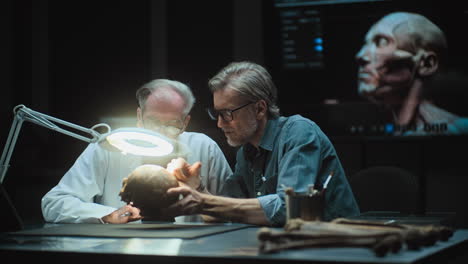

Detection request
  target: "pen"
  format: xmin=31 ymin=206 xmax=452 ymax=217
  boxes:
xmin=121 ymin=202 xmax=133 ymax=218
xmin=322 ymin=171 xmax=334 ymax=190
xmin=120 ymin=211 xmax=132 ymax=217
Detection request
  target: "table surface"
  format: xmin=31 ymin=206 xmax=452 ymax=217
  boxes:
xmin=1 ymin=222 xmax=468 ymax=264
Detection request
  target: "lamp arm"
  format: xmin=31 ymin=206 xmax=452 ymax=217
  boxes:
xmin=17 ymin=105 xmax=109 ymax=143
xmin=0 ymin=114 xmax=24 ymax=184
xmin=0 ymin=105 xmax=111 ymax=184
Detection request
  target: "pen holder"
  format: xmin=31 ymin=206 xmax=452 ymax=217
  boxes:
xmin=285 ymin=188 xmax=324 ymax=221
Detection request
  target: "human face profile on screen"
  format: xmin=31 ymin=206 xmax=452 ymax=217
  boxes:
xmin=355 ymin=12 xmax=468 ymax=136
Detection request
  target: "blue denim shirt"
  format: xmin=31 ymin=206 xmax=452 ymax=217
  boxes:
xmin=221 ymin=115 xmax=359 ymax=226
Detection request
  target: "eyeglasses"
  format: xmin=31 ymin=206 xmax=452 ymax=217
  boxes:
xmin=206 ymin=102 xmax=254 ymax=122
xmin=142 ymin=118 xmax=186 ymax=137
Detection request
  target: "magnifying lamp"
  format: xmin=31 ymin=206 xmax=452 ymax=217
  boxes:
xmin=0 ymin=104 xmax=175 ymax=184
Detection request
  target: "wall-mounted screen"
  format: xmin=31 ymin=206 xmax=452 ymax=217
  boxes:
xmin=263 ymin=0 xmax=468 ymax=137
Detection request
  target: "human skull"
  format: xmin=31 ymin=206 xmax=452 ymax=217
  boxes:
xmin=119 ymin=164 xmax=179 ymax=220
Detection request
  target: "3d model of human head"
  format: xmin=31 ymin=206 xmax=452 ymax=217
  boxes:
xmin=356 ymin=12 xmax=448 ymax=128
xmin=356 ymin=12 xmax=446 ymax=103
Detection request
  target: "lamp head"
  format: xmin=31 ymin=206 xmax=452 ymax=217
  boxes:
xmin=99 ymin=127 xmax=174 ymax=157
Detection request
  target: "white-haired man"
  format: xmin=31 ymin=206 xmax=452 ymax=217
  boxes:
xmin=41 ymin=79 xmax=232 ymax=224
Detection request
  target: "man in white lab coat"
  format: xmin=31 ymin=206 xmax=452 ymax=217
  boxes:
xmin=41 ymin=79 xmax=232 ymax=224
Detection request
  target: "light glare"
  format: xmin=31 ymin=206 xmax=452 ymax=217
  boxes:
xmin=106 ymin=131 xmax=173 ymax=157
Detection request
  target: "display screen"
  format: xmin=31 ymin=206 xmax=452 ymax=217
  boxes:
xmin=263 ymin=0 xmax=468 ymax=137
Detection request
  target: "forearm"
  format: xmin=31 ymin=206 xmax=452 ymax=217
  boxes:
xmin=199 ymin=193 xmax=270 ymax=226
xmin=42 ymin=192 xmax=115 ymax=223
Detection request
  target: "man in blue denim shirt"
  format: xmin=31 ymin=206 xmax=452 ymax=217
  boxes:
xmin=167 ymin=61 xmax=359 ymax=226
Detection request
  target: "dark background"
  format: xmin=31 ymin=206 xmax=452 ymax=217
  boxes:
xmin=1 ymin=0 xmax=468 ymax=228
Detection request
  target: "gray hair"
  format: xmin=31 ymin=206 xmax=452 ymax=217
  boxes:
xmin=208 ymin=61 xmax=280 ymax=118
xmin=136 ymin=79 xmax=195 ymax=116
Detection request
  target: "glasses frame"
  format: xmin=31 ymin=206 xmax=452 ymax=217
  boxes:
xmin=207 ymin=102 xmax=254 ymax=122
xmin=141 ymin=116 xmax=187 ymax=136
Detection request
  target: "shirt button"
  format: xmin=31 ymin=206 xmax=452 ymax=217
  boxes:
xmin=257 ymin=191 xmax=262 ymax=196
xmin=261 ymin=176 xmax=266 ymax=182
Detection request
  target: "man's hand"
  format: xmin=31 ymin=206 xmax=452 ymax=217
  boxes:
xmin=101 ymin=203 xmax=142 ymax=224
xmin=165 ymin=185 xmax=270 ymax=226
xmin=167 ymin=158 xmax=202 ymax=190
xmin=165 ymin=186 xmax=204 ymax=216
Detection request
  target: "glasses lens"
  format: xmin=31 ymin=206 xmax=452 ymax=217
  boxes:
xmin=206 ymin=108 xmax=236 ymax=121
xmin=156 ymin=126 xmax=181 ymax=138
xmin=143 ymin=118 xmax=184 ymax=138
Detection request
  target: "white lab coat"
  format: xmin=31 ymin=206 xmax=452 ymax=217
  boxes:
xmin=41 ymin=132 xmax=232 ymax=223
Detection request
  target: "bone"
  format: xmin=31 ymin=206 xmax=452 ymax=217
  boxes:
xmin=258 ymin=218 xmax=454 ymax=257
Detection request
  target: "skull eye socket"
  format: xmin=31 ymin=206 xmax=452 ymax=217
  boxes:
xmin=374 ymin=35 xmax=390 ymax=48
